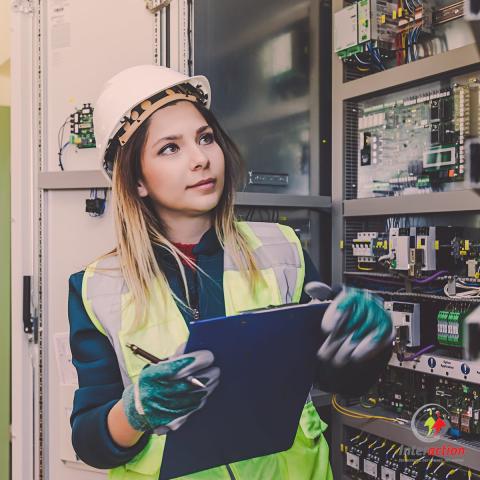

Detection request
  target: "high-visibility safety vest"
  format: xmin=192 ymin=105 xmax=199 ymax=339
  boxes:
xmin=82 ymin=222 xmax=333 ymax=480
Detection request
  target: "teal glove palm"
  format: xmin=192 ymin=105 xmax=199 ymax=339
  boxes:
xmin=316 ymin=287 xmax=394 ymax=367
xmin=122 ymin=350 xmax=220 ymax=434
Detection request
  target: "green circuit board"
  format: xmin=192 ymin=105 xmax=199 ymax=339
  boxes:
xmin=70 ymin=104 xmax=96 ymax=149
xmin=356 ymin=75 xmax=480 ymax=198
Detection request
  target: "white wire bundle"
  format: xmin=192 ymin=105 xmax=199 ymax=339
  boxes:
xmin=444 ymin=280 xmax=480 ymax=298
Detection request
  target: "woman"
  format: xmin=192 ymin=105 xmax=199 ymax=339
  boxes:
xmin=69 ymin=65 xmax=393 ymax=479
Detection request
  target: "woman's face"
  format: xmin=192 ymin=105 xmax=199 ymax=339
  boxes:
xmin=138 ymin=101 xmax=225 ymax=222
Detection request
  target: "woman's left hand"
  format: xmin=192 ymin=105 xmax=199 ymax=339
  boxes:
xmin=317 ymin=287 xmax=394 ymax=367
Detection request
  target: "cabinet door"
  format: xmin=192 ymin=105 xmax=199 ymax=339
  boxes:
xmin=194 ymin=0 xmax=317 ymax=195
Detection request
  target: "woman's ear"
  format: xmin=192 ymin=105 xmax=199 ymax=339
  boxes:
xmin=137 ymin=179 xmax=149 ymax=198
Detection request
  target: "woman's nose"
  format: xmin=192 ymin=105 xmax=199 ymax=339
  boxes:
xmin=189 ymin=144 xmax=210 ymax=170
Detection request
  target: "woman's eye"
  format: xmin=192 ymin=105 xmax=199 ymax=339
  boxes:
xmin=159 ymin=143 xmax=178 ymax=155
xmin=199 ymin=132 xmax=214 ymax=145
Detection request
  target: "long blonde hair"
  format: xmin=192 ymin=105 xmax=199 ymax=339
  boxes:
xmin=110 ymin=101 xmax=262 ymax=328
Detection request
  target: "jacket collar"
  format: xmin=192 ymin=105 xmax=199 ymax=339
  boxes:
xmin=153 ymin=226 xmax=222 ymax=265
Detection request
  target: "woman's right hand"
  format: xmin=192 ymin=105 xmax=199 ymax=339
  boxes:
xmin=122 ymin=350 xmax=220 ymax=434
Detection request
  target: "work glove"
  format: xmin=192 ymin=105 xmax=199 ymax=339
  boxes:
xmin=122 ymin=350 xmax=220 ymax=435
xmin=305 ymin=282 xmax=394 ymax=368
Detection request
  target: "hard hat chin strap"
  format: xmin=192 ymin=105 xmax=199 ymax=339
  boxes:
xmin=118 ymin=90 xmax=199 ymax=146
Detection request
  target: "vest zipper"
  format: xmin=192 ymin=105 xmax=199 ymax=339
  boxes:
xmin=225 ymin=464 xmax=236 ymax=479
xmin=191 ymin=268 xmax=200 ymax=321
xmin=191 ymin=270 xmax=234 ymax=479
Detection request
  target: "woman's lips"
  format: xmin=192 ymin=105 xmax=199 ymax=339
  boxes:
xmin=188 ymin=179 xmax=216 ymax=190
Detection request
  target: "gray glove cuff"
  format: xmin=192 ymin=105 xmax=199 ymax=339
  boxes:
xmin=122 ymin=383 xmax=151 ymax=432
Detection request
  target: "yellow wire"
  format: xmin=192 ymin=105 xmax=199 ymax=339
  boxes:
xmin=358 ymin=265 xmax=374 ymax=271
xmin=331 ymin=395 xmax=403 ymax=424
xmin=333 ymin=396 xmax=402 ymax=423
xmin=332 ymin=396 xmax=371 ymax=419
xmin=332 ymin=402 xmax=368 ymax=419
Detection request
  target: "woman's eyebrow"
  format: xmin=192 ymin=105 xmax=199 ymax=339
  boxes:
xmin=151 ymin=125 xmax=211 ymax=150
xmin=151 ymin=134 xmax=181 ymax=150
xmin=197 ymin=125 xmax=210 ymax=134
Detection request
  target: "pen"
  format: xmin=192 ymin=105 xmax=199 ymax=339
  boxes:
xmin=126 ymin=343 xmax=207 ymax=388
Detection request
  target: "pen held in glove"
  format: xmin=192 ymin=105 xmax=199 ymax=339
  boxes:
xmin=126 ymin=343 xmax=207 ymax=389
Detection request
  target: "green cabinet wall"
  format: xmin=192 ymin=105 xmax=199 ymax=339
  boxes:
xmin=0 ymin=105 xmax=11 ymax=480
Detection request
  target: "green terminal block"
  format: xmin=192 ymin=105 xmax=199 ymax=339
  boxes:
xmin=447 ymin=310 xmax=462 ymax=347
xmin=437 ymin=309 xmax=449 ymax=345
xmin=437 ymin=309 xmax=467 ymax=347
xmin=338 ymin=44 xmax=364 ymax=59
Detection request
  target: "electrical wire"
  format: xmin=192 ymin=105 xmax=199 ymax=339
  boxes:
xmin=374 ymin=46 xmax=384 ymax=70
xmin=404 ymin=0 xmax=415 ymax=14
xmin=331 ymin=395 xmax=405 ymax=424
xmin=444 ymin=281 xmax=480 ymax=298
xmin=353 ymin=275 xmax=404 ymax=286
xmin=407 ymin=29 xmax=413 ymax=63
xmin=378 ymin=253 xmax=394 ymax=263
xmin=412 ymin=270 xmax=448 ymax=284
xmin=399 ymin=344 xmax=435 ymax=361
xmin=354 ymin=54 xmax=370 ymax=66
xmin=357 ymin=265 xmax=374 ymax=271
xmin=57 ymin=116 xmax=70 ymax=170
xmin=367 ymin=42 xmax=385 ymax=71
xmin=413 ymin=27 xmax=421 ymax=61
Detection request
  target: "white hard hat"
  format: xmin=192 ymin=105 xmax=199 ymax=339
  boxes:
xmin=93 ymin=64 xmax=211 ymax=180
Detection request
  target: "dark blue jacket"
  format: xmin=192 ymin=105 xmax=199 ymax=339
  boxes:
xmin=69 ymin=227 xmax=390 ymax=469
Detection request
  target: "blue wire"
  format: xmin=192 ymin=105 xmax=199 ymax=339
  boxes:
xmin=404 ymin=0 xmax=414 ymax=14
xmin=374 ymin=47 xmax=385 ymax=70
xmin=406 ymin=31 xmax=412 ymax=63
xmin=367 ymin=42 xmax=385 ymax=70
xmin=411 ymin=28 xmax=420 ymax=61
xmin=414 ymin=27 xmax=421 ymax=60
xmin=366 ymin=43 xmax=377 ymax=68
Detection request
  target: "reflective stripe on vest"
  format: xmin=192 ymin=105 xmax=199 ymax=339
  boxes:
xmin=81 ymin=222 xmax=332 ymax=480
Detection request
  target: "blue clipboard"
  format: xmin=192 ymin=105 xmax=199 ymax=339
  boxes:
xmin=159 ymin=302 xmax=328 ymax=480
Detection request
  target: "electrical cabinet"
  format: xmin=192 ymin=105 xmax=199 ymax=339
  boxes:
xmin=332 ymin=0 xmax=480 ymax=478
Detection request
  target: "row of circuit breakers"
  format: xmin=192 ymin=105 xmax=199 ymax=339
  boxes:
xmin=344 ymin=428 xmax=480 ymax=480
xmin=352 ymin=226 xmax=480 ymax=279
